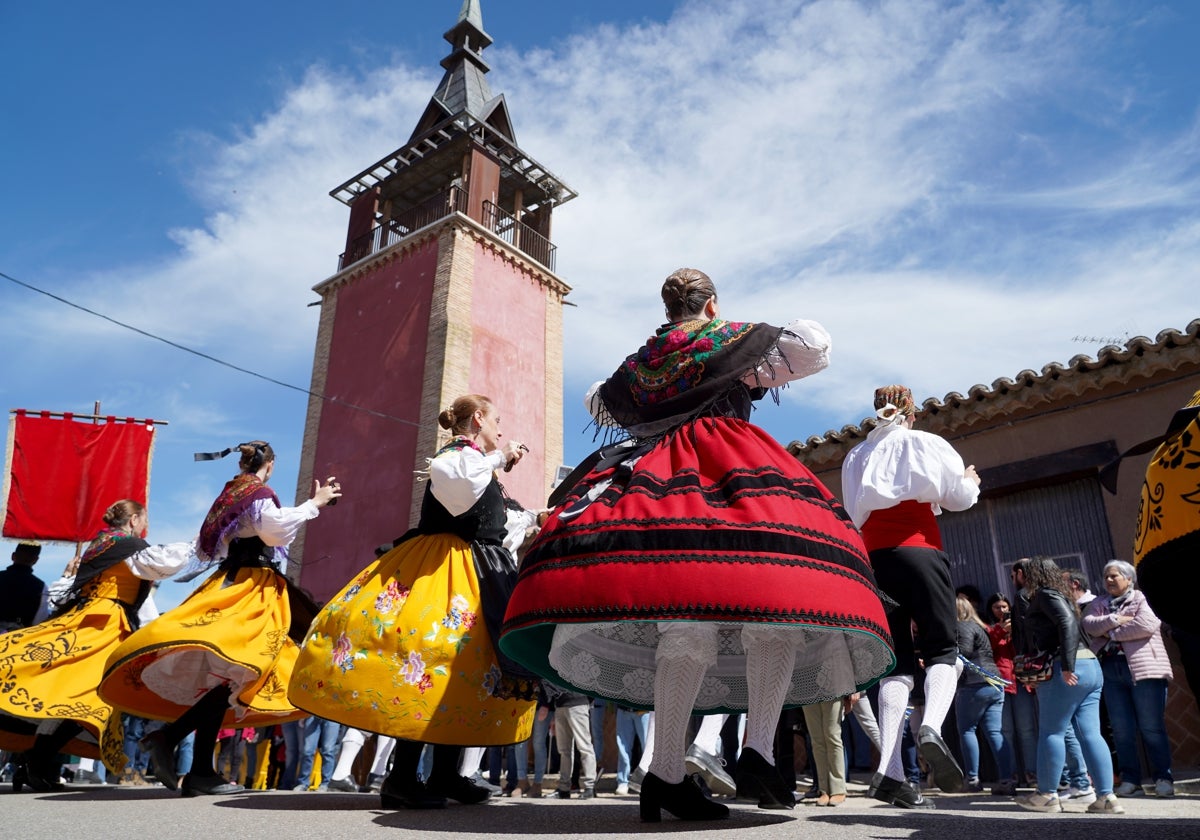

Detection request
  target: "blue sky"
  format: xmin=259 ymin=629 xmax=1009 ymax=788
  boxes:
xmin=3 ymin=0 xmax=1199 ymax=608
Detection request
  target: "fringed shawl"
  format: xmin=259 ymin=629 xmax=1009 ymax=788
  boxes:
xmin=197 ymin=473 xmax=280 ymax=563
xmin=597 ymin=318 xmax=785 ymax=432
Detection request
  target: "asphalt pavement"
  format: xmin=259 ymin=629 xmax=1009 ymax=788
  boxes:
xmin=2 ymin=772 xmax=1197 ymax=840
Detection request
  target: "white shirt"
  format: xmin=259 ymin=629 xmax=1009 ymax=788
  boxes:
xmin=428 ymin=445 xmax=506 ymax=517
xmin=44 ymin=541 xmax=193 ymax=611
xmin=586 ymin=318 xmax=833 ymax=429
xmin=198 ymin=498 xmax=320 ymax=574
xmin=841 ymin=420 xmax=980 ymax=529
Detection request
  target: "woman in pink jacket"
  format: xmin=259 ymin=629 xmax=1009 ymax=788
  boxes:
xmin=1081 ymin=560 xmax=1174 ymax=798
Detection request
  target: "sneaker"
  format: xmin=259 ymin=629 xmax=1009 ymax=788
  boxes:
xmin=1113 ymin=781 xmax=1144 ymax=797
xmin=1087 ymin=793 xmax=1126 ymax=814
xmin=578 ymin=788 xmax=595 ymax=800
xmin=327 ymin=777 xmax=359 ymax=792
xmin=684 ymin=743 xmax=737 ymax=797
xmin=1154 ymin=779 xmax=1175 ymax=798
xmin=556 ymin=788 xmax=571 ymax=799
xmin=1061 ymin=786 xmax=1095 ymax=805
xmin=1015 ymin=791 xmax=1063 ymax=813
xmin=991 ymin=779 xmax=1017 ymax=796
xmin=614 ymin=783 xmax=629 ymax=795
xmin=964 ymin=778 xmax=984 ymax=793
xmin=467 ymin=772 xmax=504 ymax=797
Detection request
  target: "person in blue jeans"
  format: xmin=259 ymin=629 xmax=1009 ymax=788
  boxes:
xmin=1082 ymin=560 xmax=1175 ymax=798
xmin=615 ymin=707 xmax=650 ymax=795
xmin=1014 ymin=556 xmax=1123 ymax=814
xmin=294 ymin=716 xmax=344 ymax=791
xmin=954 ymin=596 xmax=1015 ymax=795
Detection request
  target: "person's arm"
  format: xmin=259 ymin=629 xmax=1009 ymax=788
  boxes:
xmin=1041 ymin=591 xmax=1079 ymax=675
xmin=743 ymin=319 xmax=832 ymax=386
xmin=126 ymin=541 xmax=196 ymax=580
xmin=428 ymin=446 xmax=506 ymax=517
xmin=254 ymin=499 xmax=320 ymax=547
xmin=1105 ymin=591 xmax=1161 ymax=641
xmin=921 ymin=434 xmax=981 ymax=512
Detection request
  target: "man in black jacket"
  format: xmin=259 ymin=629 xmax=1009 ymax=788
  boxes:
xmin=0 ymin=543 xmax=48 ymax=633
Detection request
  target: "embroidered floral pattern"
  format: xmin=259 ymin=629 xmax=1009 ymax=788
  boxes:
xmin=331 ymin=633 xmax=357 ymax=674
xmin=621 ymin=319 xmax=756 ymax=406
xmin=375 ymin=580 xmax=411 ymax=613
xmin=441 ymin=594 xmax=478 ymax=631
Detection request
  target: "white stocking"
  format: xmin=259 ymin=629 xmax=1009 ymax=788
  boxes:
xmin=330 ymin=728 xmax=365 ymax=781
xmin=692 ymin=713 xmax=728 ymax=756
xmin=742 ymin=626 xmax=798 ymax=765
xmin=371 ymin=736 xmax=396 ymax=776
xmin=921 ymin=661 xmax=960 ymax=733
xmin=875 ymin=675 xmax=914 ymax=780
xmin=649 ymin=623 xmax=717 ymax=784
xmin=635 ymin=712 xmax=655 ymax=773
xmin=458 ymin=746 xmax=485 ymax=777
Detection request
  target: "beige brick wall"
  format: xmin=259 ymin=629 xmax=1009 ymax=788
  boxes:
xmin=289 ymin=289 xmax=338 ymax=578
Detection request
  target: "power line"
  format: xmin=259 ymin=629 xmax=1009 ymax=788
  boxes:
xmin=1 ymin=268 xmax=421 ymax=430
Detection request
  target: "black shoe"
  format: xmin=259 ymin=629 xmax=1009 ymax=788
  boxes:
xmin=181 ymin=775 xmax=244 ymax=797
xmin=578 ymin=788 xmax=595 ymax=800
xmin=866 ymin=772 xmax=881 ymax=799
xmin=918 ymin=725 xmax=964 ymax=793
xmin=556 ymin=788 xmax=572 ymax=799
xmin=425 ymin=773 xmax=492 ymax=805
xmin=873 ymin=774 xmax=935 ymax=809
xmin=141 ymin=730 xmax=180 ymax=791
xmin=735 ymin=748 xmax=795 ymax=810
xmin=379 ymin=777 xmax=447 ymax=810
xmin=639 ymin=772 xmax=730 ymax=822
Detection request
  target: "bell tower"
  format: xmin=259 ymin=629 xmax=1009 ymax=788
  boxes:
xmin=292 ymin=0 xmax=576 ymax=599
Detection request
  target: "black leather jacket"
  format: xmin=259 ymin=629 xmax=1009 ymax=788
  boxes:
xmin=1024 ymin=587 xmax=1087 ymax=673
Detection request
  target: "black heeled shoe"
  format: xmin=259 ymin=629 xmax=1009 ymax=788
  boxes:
xmin=379 ymin=778 xmax=447 ymax=809
xmin=639 ymin=772 xmax=729 ymax=822
xmin=424 ymin=773 xmax=492 ymax=805
xmin=141 ymin=730 xmax=180 ymax=791
xmin=735 ymin=747 xmax=795 ymax=809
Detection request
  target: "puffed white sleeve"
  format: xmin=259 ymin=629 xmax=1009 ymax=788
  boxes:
xmin=584 ymin=380 xmax=615 ymax=426
xmin=125 ymin=541 xmax=196 ymax=580
xmin=925 ymin=435 xmax=981 ymax=513
xmin=744 ymin=319 xmax=832 ymax=387
xmin=429 ymin=446 xmax=507 ymax=517
xmin=254 ymin=499 xmax=321 ymax=547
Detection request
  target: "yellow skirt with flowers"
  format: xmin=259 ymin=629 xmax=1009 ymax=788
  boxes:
xmin=289 ymin=533 xmax=534 ymax=745
xmin=100 ymin=567 xmax=304 ymax=727
xmin=0 ymin=587 xmax=129 ymax=774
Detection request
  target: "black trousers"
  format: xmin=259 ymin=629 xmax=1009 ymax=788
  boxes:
xmin=870 ymin=545 xmax=958 ymax=676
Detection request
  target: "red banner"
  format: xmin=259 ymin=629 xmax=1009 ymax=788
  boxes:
xmin=2 ymin=411 xmax=156 ymax=542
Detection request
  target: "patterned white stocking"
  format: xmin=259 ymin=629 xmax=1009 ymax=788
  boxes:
xmin=649 ymin=624 xmax=717 ymax=784
xmin=875 ymin=674 xmax=914 ymax=780
xmin=921 ymin=661 xmax=959 ymax=732
xmin=742 ymin=626 xmax=799 ymax=764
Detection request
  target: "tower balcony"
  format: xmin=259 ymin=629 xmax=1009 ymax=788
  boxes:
xmin=337 ymin=186 xmax=558 ymax=273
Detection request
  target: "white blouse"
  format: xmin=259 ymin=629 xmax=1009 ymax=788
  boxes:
xmin=840 ymin=421 xmax=980 ymax=528
xmin=428 ymin=445 xmax=506 ymax=518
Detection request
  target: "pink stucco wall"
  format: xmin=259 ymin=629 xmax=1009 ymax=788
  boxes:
xmin=300 ymin=241 xmax=438 ymax=600
xmin=468 ymin=241 xmax=550 ymax=511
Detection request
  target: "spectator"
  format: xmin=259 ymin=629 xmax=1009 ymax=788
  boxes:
xmin=293 ymin=717 xmax=343 ymax=791
xmin=1081 ymin=559 xmax=1175 ymax=798
xmin=549 ymin=685 xmax=596 ymax=800
xmin=0 ymin=543 xmax=49 ymax=632
xmin=1014 ymin=557 xmax=1123 ymax=814
xmin=955 ymin=595 xmax=1015 ymax=795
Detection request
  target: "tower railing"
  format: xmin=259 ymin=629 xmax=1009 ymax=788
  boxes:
xmin=481 ymin=200 xmax=557 ymax=272
xmin=337 ymin=187 xmax=469 ymax=270
xmin=337 ymin=187 xmax=556 ymax=273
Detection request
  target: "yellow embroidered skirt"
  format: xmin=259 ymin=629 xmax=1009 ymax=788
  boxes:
xmin=100 ymin=567 xmax=304 ymax=727
xmin=289 ymin=533 xmax=534 ymax=745
xmin=0 ymin=598 xmax=129 ymax=773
